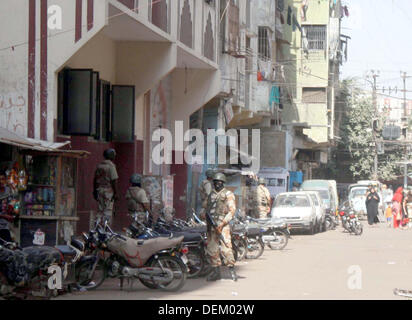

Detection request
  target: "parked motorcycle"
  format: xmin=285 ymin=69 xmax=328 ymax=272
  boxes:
xmin=231 ymin=216 xmax=264 ymax=260
xmin=325 ymin=211 xmax=338 ymax=231
xmin=125 ymin=212 xmax=207 ymax=279
xmin=245 ymin=216 xmax=290 ymax=250
xmin=339 ymin=202 xmax=363 ymax=236
xmin=84 ymin=218 xmax=189 ymax=292
xmin=230 ymin=224 xmax=248 ymax=261
xmin=0 ymin=234 xmax=92 ymax=300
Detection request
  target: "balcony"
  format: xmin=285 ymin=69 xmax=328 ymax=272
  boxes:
xmin=149 ymin=0 xmax=170 ymax=34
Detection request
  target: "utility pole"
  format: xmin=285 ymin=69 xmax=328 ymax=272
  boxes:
xmin=401 ymin=71 xmax=410 ymax=188
xmin=371 ymin=70 xmax=379 ymax=181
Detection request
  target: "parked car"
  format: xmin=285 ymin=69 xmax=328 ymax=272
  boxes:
xmin=300 ymin=180 xmax=337 ymax=215
xmin=328 ymin=180 xmax=339 ymax=212
xmin=348 ymin=185 xmax=368 ymax=219
xmin=271 ymin=192 xmax=317 ymax=234
xmin=304 ymin=191 xmax=327 ymax=232
xmin=348 ymin=181 xmax=384 ymax=219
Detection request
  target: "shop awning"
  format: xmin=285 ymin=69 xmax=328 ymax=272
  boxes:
xmin=0 ymin=127 xmax=89 ymax=158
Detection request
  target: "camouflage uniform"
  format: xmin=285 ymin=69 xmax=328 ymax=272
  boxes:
xmin=256 ymin=184 xmax=271 ymax=219
xmin=94 ymin=159 xmax=118 ymax=224
xmin=206 ymin=188 xmax=236 ymax=267
xmin=199 ymin=179 xmax=213 ymax=219
xmin=125 ymin=186 xmax=150 ymax=224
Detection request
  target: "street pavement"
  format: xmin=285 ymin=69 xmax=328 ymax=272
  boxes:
xmin=57 ymin=222 xmax=412 ymax=300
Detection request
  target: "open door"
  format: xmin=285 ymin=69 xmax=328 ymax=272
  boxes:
xmin=62 ymin=69 xmax=94 ymax=135
xmin=111 ymin=85 xmax=135 ymax=142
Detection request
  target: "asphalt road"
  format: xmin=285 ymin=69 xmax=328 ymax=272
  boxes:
xmin=57 ymin=222 xmax=412 ymax=300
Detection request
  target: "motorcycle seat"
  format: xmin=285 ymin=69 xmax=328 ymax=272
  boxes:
xmin=249 ymin=217 xmax=272 ymax=224
xmin=55 ymin=245 xmax=77 ymax=262
xmin=156 ymin=229 xmax=202 ymax=242
xmin=246 ymin=227 xmax=262 ymax=236
xmin=232 ymin=224 xmax=247 ymax=233
xmin=71 ymin=239 xmax=85 ymax=252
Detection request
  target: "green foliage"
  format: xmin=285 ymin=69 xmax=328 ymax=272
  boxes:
xmin=337 ymin=79 xmax=403 ymax=181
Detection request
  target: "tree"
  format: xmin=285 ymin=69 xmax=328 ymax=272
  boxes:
xmin=335 ymin=79 xmax=403 ymax=181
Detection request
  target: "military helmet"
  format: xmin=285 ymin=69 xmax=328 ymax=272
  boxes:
xmin=130 ymin=173 xmax=142 ymax=185
xmin=213 ymin=172 xmax=226 ymax=183
xmin=258 ymin=177 xmax=267 ymax=185
xmin=206 ymin=169 xmax=215 ymax=178
xmin=103 ymin=148 xmax=116 ymax=160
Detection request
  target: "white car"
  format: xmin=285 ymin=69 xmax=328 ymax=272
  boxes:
xmin=271 ymin=192 xmax=317 ymax=234
xmin=348 ymin=185 xmax=368 ymax=218
xmin=304 ymin=191 xmax=326 ymax=232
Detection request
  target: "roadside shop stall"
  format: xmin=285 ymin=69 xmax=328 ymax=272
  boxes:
xmin=0 ymin=128 xmax=89 ymax=247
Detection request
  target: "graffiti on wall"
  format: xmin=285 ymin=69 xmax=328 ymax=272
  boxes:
xmin=0 ymin=93 xmax=26 ymax=135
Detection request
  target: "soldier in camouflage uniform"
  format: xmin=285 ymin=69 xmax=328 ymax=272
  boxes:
xmin=93 ymin=149 xmax=119 ymax=226
xmin=205 ymin=173 xmax=237 ymax=282
xmin=255 ymin=177 xmax=272 ymax=219
xmin=125 ymin=173 xmax=152 ymax=225
xmin=198 ymin=169 xmax=214 ymax=221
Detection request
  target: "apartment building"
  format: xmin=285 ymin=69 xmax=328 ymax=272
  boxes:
xmin=0 ymin=0 xmax=222 ymax=231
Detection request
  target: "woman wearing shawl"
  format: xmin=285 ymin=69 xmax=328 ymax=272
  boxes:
xmin=392 ymin=187 xmax=403 ymax=229
xmin=365 ymin=185 xmax=380 ymax=226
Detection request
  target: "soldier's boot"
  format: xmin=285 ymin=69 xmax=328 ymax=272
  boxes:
xmin=206 ymin=267 xmax=221 ymax=281
xmin=229 ymin=266 xmax=238 ymax=282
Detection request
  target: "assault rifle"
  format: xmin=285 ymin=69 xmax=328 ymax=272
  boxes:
xmin=205 ymin=199 xmax=229 ymax=248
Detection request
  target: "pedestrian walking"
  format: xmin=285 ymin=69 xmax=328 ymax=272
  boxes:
xmin=385 ymin=205 xmax=392 ymax=228
xmin=392 ymin=187 xmax=403 ymax=229
xmin=93 ymin=149 xmax=119 ymax=226
xmin=402 ymin=189 xmax=412 ymax=228
xmin=365 ymin=185 xmax=380 ymax=226
xmin=205 ymin=172 xmax=237 ymax=282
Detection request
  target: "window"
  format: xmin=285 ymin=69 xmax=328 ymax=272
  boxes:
xmin=310 ymin=194 xmax=319 ymax=206
xmin=275 ymin=195 xmax=310 ymax=207
xmin=258 ymin=27 xmax=271 ymax=60
xmin=302 ymin=87 xmax=327 ymax=104
xmin=58 ymin=68 xmax=135 ymax=142
xmin=302 ymin=25 xmax=326 ymax=51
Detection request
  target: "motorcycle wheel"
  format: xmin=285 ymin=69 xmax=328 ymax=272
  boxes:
xmin=76 ymin=258 xmax=107 ymax=290
xmin=325 ymin=218 xmax=331 ymax=231
xmin=352 ymin=223 xmax=363 ymax=236
xmin=232 ymin=238 xmax=247 ymax=261
xmin=343 ymin=222 xmax=351 ymax=232
xmin=326 ymin=216 xmax=336 ymax=231
xmin=140 ymin=255 xmax=187 ymax=292
xmin=308 ymin=223 xmax=315 ymax=235
xmin=186 ymin=248 xmax=205 ymax=279
xmin=245 ymin=237 xmax=264 ymax=259
xmin=268 ymin=230 xmax=288 ymax=250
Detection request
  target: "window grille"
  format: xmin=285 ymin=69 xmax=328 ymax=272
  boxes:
xmin=302 ymin=25 xmax=326 ymax=51
xmin=302 ymin=87 xmax=327 ymax=104
xmin=258 ymin=27 xmax=271 ymax=60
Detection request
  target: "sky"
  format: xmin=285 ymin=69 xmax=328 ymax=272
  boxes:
xmin=341 ymin=0 xmax=412 ymax=98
